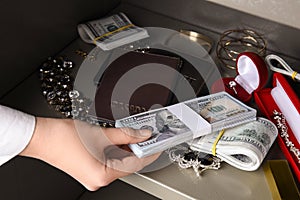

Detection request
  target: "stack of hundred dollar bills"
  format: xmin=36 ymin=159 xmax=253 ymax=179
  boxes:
xmin=78 ymin=13 xmax=149 ymax=50
xmin=189 ymin=117 xmax=278 ymax=171
xmin=115 ymin=92 xmax=258 ymax=158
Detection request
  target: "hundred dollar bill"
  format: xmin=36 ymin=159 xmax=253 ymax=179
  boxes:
xmin=184 ymin=92 xmax=256 ymax=131
xmin=189 ymin=117 xmax=278 ymax=171
xmin=78 ymin=13 xmax=149 ymax=50
xmin=116 ymin=92 xmax=257 ymax=157
xmin=116 ymin=108 xmax=193 ymax=158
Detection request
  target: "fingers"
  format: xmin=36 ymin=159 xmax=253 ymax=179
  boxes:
xmin=103 ymin=127 xmax=152 ymax=145
xmin=104 ymin=145 xmax=133 ymax=160
xmin=104 ymin=153 xmax=161 ymax=183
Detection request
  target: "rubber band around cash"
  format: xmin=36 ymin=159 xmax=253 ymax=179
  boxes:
xmin=292 ymin=71 xmax=298 ymax=81
xmin=211 ymin=129 xmax=225 ymax=156
xmin=93 ymin=24 xmax=134 ymax=44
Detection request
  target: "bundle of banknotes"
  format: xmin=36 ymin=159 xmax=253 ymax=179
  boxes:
xmin=189 ymin=117 xmax=278 ymax=171
xmin=78 ymin=13 xmax=149 ymax=50
xmin=116 ymin=92 xmax=257 ymax=158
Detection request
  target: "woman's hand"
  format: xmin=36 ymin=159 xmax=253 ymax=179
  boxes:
xmin=20 ymin=117 xmax=160 ymax=191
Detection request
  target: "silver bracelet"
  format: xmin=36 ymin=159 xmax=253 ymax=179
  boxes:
xmin=273 ymin=110 xmax=300 ymax=163
xmin=168 ymin=144 xmax=222 ymax=177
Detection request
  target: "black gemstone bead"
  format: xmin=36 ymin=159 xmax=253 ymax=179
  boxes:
xmin=198 ymin=154 xmax=213 ymax=165
xmin=47 ymin=91 xmax=56 ymax=101
xmin=183 ymin=152 xmax=197 ymax=161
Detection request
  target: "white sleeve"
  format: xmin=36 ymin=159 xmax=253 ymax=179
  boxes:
xmin=0 ymin=105 xmax=36 ymax=166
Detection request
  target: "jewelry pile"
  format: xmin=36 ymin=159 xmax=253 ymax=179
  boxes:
xmin=39 ymin=56 xmax=114 ymax=127
xmin=168 ymin=144 xmax=222 ymax=177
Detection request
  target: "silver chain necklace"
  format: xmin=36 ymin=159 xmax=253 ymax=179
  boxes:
xmin=273 ymin=110 xmax=300 ymax=163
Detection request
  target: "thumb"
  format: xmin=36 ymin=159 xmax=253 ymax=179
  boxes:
xmin=103 ymin=127 xmax=152 ymax=145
